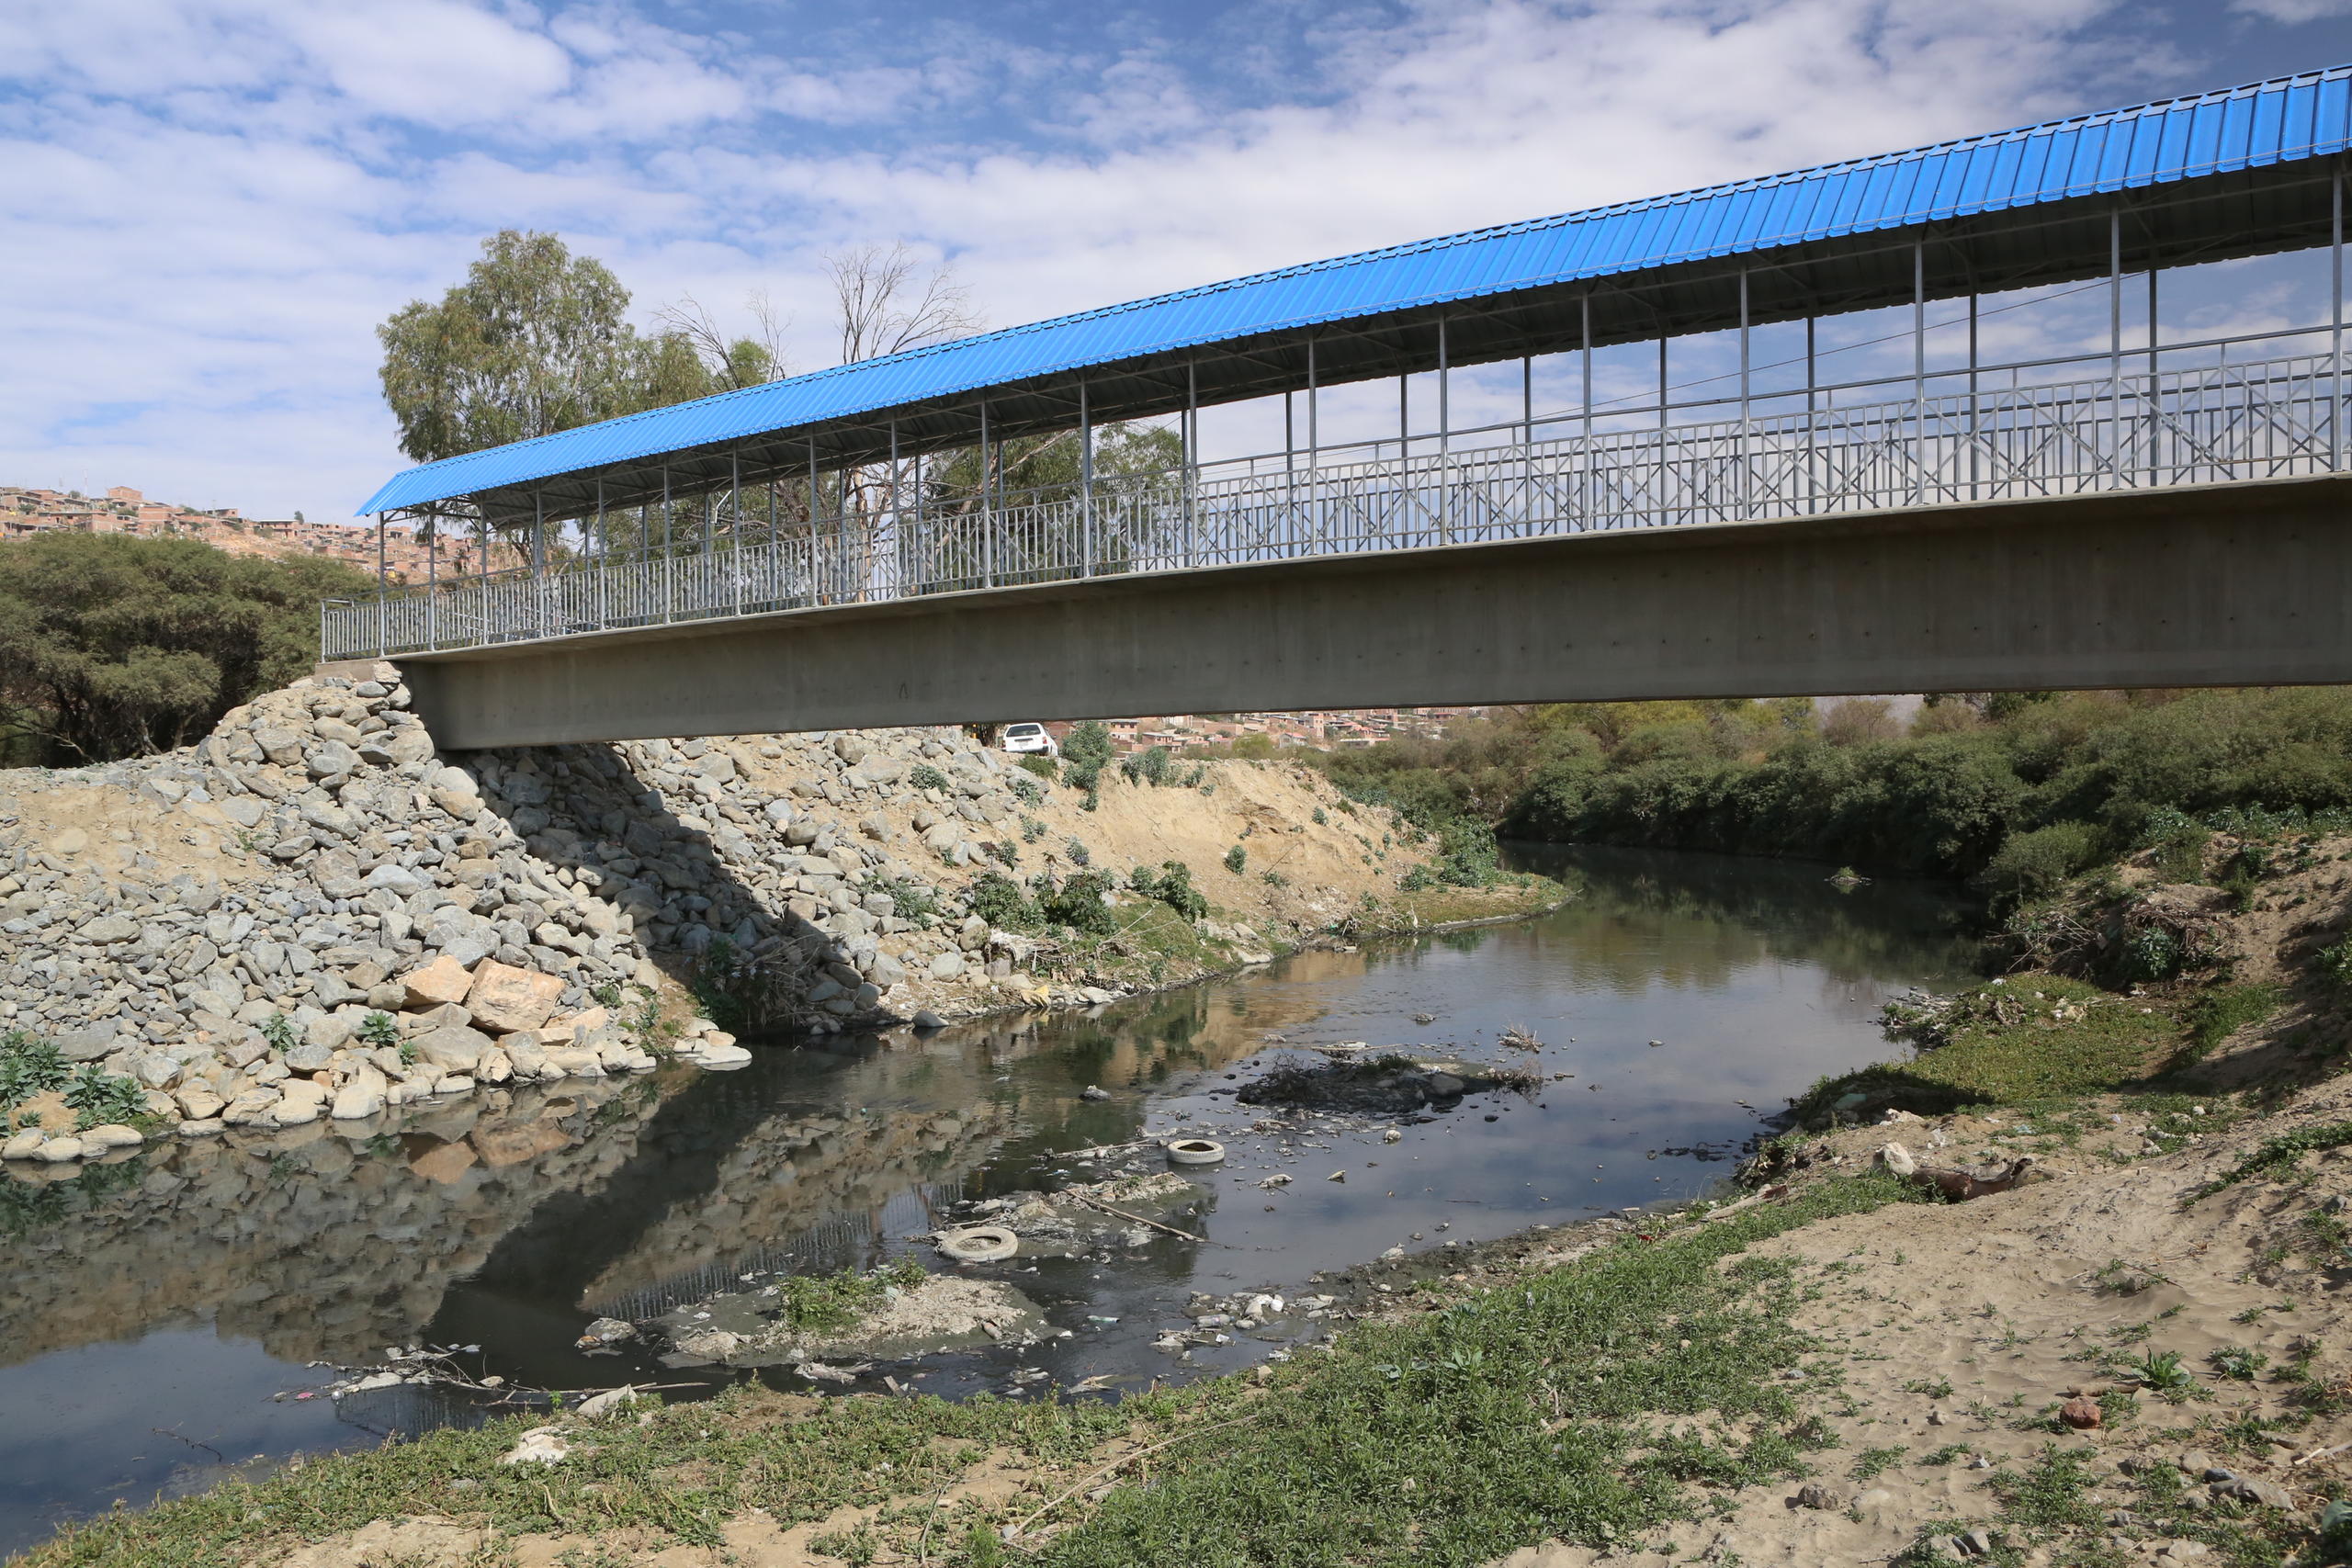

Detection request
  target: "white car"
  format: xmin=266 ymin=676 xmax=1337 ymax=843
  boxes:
xmin=1001 ymin=722 xmax=1058 ymax=757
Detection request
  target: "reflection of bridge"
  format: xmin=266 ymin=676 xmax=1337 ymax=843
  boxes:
xmin=338 ymin=67 xmax=2352 ymax=748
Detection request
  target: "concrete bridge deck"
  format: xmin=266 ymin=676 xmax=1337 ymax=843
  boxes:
xmin=390 ymin=474 xmax=2352 ymax=750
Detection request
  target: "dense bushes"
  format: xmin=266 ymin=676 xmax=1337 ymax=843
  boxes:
xmin=0 ymin=532 xmax=375 ymax=765
xmin=1321 ymin=689 xmax=2352 ymax=893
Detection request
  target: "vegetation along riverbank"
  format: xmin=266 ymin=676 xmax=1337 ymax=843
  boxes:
xmin=10 ymin=712 xmax=2352 ymax=1562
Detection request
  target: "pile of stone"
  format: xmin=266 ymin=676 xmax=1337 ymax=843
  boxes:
xmin=0 ymin=661 xmax=1268 ymax=1166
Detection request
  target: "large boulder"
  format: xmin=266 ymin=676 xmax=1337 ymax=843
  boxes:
xmin=401 ymin=954 xmax=475 ymax=1010
xmin=409 ymin=1025 xmax=494 ymax=1074
xmin=465 ymin=961 xmax=564 ymax=1034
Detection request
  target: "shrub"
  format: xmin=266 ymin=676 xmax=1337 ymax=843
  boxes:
xmin=1224 ymin=844 xmax=1247 ymax=875
xmin=2321 ymin=938 xmax=2352 ymax=990
xmin=874 ymin=876 xmax=939 ymax=927
xmin=1020 ymin=815 xmax=1046 ymax=842
xmin=1037 ymin=869 xmax=1119 ymax=935
xmin=1311 ymin=807 xmax=1328 ymax=826
xmin=908 ymin=763 xmax=949 ymax=793
xmin=1062 ymin=721 xmax=1114 ymax=790
xmin=1133 ymin=861 xmax=1207 ymax=920
xmin=1018 ymin=753 xmax=1058 ymax=781
xmin=1065 ymin=839 xmax=1091 ymax=867
xmin=0 ymin=1030 xmax=71 ymax=1110
xmin=1121 ymin=746 xmax=1174 ymax=786
xmin=0 ymin=531 xmax=376 ymax=765
xmin=966 ymin=872 xmax=1039 ymax=930
xmin=357 ymin=1012 xmax=401 ymax=1051
xmin=1010 ymin=773 xmax=1044 ymax=806
xmin=1976 ymin=821 xmax=2103 ymax=909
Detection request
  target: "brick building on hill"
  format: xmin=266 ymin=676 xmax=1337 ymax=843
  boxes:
xmin=0 ymin=485 xmax=502 ymax=582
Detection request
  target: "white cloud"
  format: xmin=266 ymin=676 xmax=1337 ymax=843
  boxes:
xmin=0 ymin=0 xmax=2186 ymax=524
xmin=2230 ymin=0 xmax=2352 ymax=21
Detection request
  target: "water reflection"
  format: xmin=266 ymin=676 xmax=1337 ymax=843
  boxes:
xmin=0 ymin=843 xmax=1975 ymax=1554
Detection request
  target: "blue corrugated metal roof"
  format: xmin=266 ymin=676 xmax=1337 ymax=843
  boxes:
xmin=363 ymin=62 xmax=2352 ymax=515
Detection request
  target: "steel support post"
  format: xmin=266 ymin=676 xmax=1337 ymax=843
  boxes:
xmin=729 ymin=456 xmax=741 ymax=615
xmin=1183 ymin=361 xmax=1199 ymax=565
xmin=1968 ymin=291 xmax=1981 ymax=501
xmin=1912 ymin=242 xmax=1927 ymax=506
xmin=532 ymin=491 xmax=547 ymax=639
xmin=661 ymin=470 xmax=673 ymax=623
xmin=888 ymin=420 xmax=901 ymax=594
xmin=979 ymin=401 xmax=995 ymax=589
xmin=1520 ymin=353 xmax=1532 ymax=536
xmin=1305 ymin=340 xmax=1317 ymax=553
xmin=425 ymin=516 xmax=437 ymax=651
xmin=806 ymin=438 xmax=820 ymax=604
xmin=1580 ymin=294 xmax=1594 ymax=530
xmin=1804 ymin=314 xmax=1817 ymax=515
xmin=1657 ymin=335 xmax=1668 ymax=531
xmin=2146 ymin=259 xmax=2160 ymax=486
xmin=2335 ymin=168 xmax=2345 ymax=471
xmin=2109 ymin=208 xmax=2124 ymax=486
xmin=1437 ymin=315 xmax=1451 ymax=544
xmin=1738 ymin=267 xmax=1752 ymax=520
xmin=1079 ymin=381 xmax=1094 ymax=577
xmin=373 ymin=514 xmax=387 ymax=656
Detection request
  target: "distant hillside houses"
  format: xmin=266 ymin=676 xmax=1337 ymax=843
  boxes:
xmin=0 ymin=484 xmax=492 ymax=583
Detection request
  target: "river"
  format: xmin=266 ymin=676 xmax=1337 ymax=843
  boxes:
xmin=0 ymin=844 xmax=1975 ymax=1556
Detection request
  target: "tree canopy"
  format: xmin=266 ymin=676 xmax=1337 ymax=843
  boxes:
xmin=0 ymin=533 xmax=373 ymax=765
xmin=376 ymin=230 xmax=781 ymax=467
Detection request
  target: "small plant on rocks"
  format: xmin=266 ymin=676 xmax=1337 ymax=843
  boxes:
xmin=0 ymin=1030 xmax=72 ymax=1111
xmin=908 ymin=763 xmax=949 ymax=793
xmin=1224 ymin=844 xmax=1247 ymax=875
xmin=1010 ymin=773 xmax=1045 ymax=807
xmin=874 ymin=876 xmax=938 ymax=927
xmin=62 ymin=1066 xmax=149 ymax=1132
xmin=1020 ymin=815 xmax=1046 ymax=842
xmin=1017 ymin=752 xmax=1057 ymax=782
xmin=357 ymin=1011 xmax=401 ymax=1051
xmin=259 ymin=1011 xmax=299 ymax=1055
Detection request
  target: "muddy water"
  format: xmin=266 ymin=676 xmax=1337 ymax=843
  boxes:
xmin=0 ymin=845 xmax=1973 ymax=1554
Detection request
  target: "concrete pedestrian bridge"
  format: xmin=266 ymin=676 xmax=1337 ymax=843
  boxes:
xmin=338 ymin=66 xmax=2352 ymax=748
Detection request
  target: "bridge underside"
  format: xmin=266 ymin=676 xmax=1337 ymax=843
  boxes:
xmin=392 ymin=476 xmax=2352 ymax=750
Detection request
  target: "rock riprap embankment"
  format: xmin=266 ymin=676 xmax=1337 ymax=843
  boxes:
xmin=2 ymin=663 xmax=1433 ymax=1163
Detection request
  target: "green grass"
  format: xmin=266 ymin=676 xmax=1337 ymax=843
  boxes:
xmin=774 ymin=1261 xmax=930 ymax=1334
xmin=1034 ymin=1176 xmax=1922 ymax=1567
xmin=2181 ymin=981 xmax=2284 ymax=1061
xmin=2185 ymin=1120 xmax=2352 ymax=1202
xmin=13 ymin=1177 xmax=1923 ymax=1568
xmin=15 ymin=1385 xmax=1125 ymax=1568
xmin=1802 ymin=976 xmax=2183 ymax=1117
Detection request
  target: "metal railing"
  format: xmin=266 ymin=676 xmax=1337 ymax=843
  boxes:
xmin=324 ymin=349 xmax=2346 ymax=660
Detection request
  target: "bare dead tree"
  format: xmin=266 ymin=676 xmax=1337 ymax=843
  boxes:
xmin=826 ymin=243 xmax=980 ymax=365
xmin=652 ymin=291 xmax=792 ymax=389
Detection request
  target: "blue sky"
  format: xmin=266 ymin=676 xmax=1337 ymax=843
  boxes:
xmin=6 ymin=0 xmax=2352 ymax=521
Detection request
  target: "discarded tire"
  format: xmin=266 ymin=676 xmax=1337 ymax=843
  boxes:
xmin=935 ymin=1225 xmax=1019 ymax=1262
xmin=1166 ymin=1138 xmax=1226 ymax=1166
